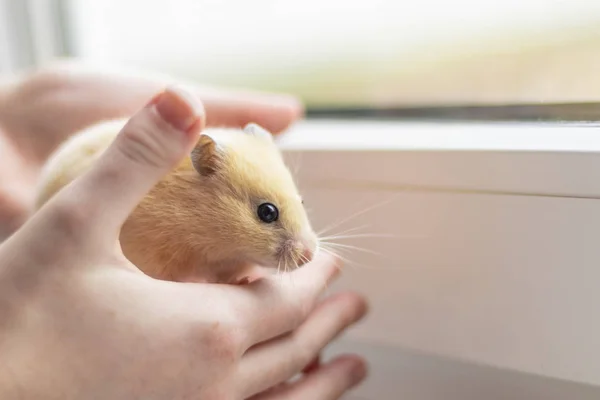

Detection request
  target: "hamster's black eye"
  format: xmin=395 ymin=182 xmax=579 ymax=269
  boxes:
xmin=257 ymin=203 xmax=279 ymax=223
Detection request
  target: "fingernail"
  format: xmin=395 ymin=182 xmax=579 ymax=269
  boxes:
xmin=350 ymin=361 xmax=368 ymax=387
xmin=153 ymin=85 xmax=204 ymax=133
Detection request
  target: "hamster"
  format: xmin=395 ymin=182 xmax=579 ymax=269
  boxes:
xmin=34 ymin=119 xmax=319 ymax=284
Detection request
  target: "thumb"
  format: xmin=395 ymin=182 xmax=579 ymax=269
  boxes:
xmin=62 ymin=85 xmax=205 ymax=240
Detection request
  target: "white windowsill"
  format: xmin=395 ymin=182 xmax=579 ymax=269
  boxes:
xmin=278 ymin=118 xmax=600 ymax=395
xmin=278 ymin=119 xmax=600 ymax=152
xmin=278 ymin=119 xmax=600 ymax=200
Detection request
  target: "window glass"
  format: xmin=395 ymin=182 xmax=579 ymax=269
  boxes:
xmin=64 ymin=0 xmax=600 ymax=118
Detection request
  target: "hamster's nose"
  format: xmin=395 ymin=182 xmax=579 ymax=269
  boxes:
xmin=295 ymin=232 xmax=318 ymax=266
xmin=298 ymin=238 xmax=318 ymax=266
xmin=301 ymin=246 xmax=314 ymax=264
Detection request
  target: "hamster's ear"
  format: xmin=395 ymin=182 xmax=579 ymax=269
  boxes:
xmin=243 ymin=122 xmax=274 ymax=143
xmin=190 ymin=134 xmax=222 ymax=176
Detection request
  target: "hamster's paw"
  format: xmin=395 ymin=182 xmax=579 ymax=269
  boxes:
xmin=228 ymin=266 xmax=269 ymax=285
xmin=234 ymin=276 xmax=251 ymax=285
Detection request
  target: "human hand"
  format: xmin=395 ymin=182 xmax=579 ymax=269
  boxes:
xmin=0 ymin=87 xmax=366 ymax=399
xmin=0 ymin=60 xmax=303 ymax=239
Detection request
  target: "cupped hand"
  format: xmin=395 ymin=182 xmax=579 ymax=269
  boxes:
xmin=0 ymin=87 xmax=366 ymax=400
xmin=0 ymin=60 xmax=303 ymax=240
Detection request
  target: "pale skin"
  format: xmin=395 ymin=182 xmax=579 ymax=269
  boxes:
xmin=0 ymin=63 xmax=369 ymax=399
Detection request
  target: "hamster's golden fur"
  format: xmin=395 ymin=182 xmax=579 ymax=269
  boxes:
xmin=35 ymin=119 xmax=317 ymax=283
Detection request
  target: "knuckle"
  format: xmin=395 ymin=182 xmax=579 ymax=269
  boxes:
xmin=115 ymin=122 xmax=166 ymax=170
xmin=117 ymin=113 xmax=178 ymax=168
xmin=194 ymin=317 xmax=244 ymax=362
xmin=50 ymin=196 xmax=90 ymax=240
xmin=291 ymin=333 xmax=319 ymax=368
xmin=208 ymin=330 xmax=243 ymax=362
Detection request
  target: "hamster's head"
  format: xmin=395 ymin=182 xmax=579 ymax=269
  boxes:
xmin=187 ymin=123 xmax=318 ymax=271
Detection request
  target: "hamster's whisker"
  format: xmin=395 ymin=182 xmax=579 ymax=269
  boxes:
xmin=321 ymin=244 xmax=389 ymax=271
xmin=323 ymin=241 xmax=409 ymax=270
xmin=319 ymin=233 xmax=399 ymax=241
xmin=320 ymin=241 xmax=383 ymax=257
xmin=288 ymin=150 xmax=304 ymax=177
xmin=305 ymin=206 xmax=313 ymax=217
xmin=316 ymin=196 xmax=398 ymax=237
xmin=283 ymin=256 xmax=290 ymax=275
xmin=318 ymin=246 xmax=354 ymax=270
xmin=298 ymin=255 xmax=308 ymax=266
xmin=318 ymin=245 xmax=345 ymax=263
xmin=318 ymin=224 xmax=372 ymax=239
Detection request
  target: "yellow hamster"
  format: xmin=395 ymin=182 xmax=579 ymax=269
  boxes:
xmin=34 ymin=119 xmax=319 ymax=284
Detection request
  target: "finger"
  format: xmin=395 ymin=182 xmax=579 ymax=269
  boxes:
xmin=46 ymin=85 xmax=204 ymax=242
xmin=233 ymin=252 xmax=343 ymax=348
xmin=198 ymin=85 xmax=303 ymax=134
xmin=248 ymin=355 xmax=367 ymax=400
xmin=302 ymin=354 xmax=321 ymax=375
xmin=0 ymin=135 xmax=34 ymax=240
xmin=37 ymin=61 xmax=303 ymax=135
xmin=237 ymin=292 xmax=368 ymax=398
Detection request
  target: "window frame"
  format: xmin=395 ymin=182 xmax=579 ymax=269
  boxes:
xmin=0 ymin=0 xmax=70 ymax=74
